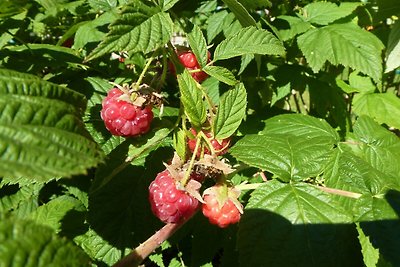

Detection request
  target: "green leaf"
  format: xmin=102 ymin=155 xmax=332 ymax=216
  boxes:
xmin=349 ymin=116 xmax=400 ymax=180
xmin=161 ymin=0 xmax=180 ymax=11
xmin=207 ymin=10 xmax=231 ymax=43
xmin=356 ymin=223 xmax=380 ymax=267
xmin=0 ymin=69 xmax=103 ymax=181
xmin=88 ymin=0 xmax=118 ymax=11
xmin=301 ymin=2 xmax=360 ymax=25
xmin=336 ymin=72 xmax=376 ymax=94
xmin=237 ymin=0 xmax=270 ymax=10
xmin=231 ymin=134 xmax=334 ymax=182
xmin=187 ymin=24 xmax=208 ymax=68
xmin=213 ymin=83 xmax=246 ymax=139
xmin=0 ymin=183 xmax=42 ymax=213
xmin=177 ymin=70 xmax=207 ymax=127
xmin=386 ymin=15 xmax=400 ymax=72
xmin=354 ymin=193 xmax=400 ymax=265
xmin=0 ymin=218 xmax=90 ymax=266
xmin=353 ymin=92 xmax=400 ymax=129
xmin=270 ymin=82 xmax=291 ymax=106
xmin=297 ymin=23 xmax=384 ymax=82
xmin=221 ymin=0 xmax=257 ymax=27
xmin=173 ymin=128 xmax=187 ymax=160
xmin=238 ymin=181 xmax=358 ymax=267
xmin=323 ymin=146 xmax=399 ymax=197
xmin=214 ymin=26 xmax=285 ymax=61
xmin=275 ymin=15 xmax=312 ymax=41
xmin=260 ymin=114 xmax=340 ymax=144
xmin=27 ymin=195 xmax=85 ymax=232
xmin=86 ymin=1 xmax=173 ymax=61
xmin=203 ymin=65 xmax=237 ymax=86
xmin=74 ymin=229 xmax=130 ymax=266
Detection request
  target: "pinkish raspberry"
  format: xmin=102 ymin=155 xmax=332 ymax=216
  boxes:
xmin=149 ymin=169 xmax=199 ymax=223
xmin=100 ymin=88 xmax=153 ymax=137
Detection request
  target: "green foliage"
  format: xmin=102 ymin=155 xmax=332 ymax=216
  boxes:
xmin=1 ymin=0 xmax=400 ymax=266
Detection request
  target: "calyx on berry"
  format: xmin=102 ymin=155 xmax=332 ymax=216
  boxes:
xmin=148 ymin=155 xmax=203 ymax=223
xmin=202 ymin=184 xmax=243 ymax=228
xmin=187 ymin=128 xmax=231 ymax=157
xmin=100 ymin=87 xmax=153 ymax=137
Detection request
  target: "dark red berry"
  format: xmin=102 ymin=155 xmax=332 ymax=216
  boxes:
xmin=100 ymin=88 xmax=153 ymax=137
xmin=187 ymin=128 xmax=230 ymax=157
xmin=149 ymin=169 xmax=199 ymax=223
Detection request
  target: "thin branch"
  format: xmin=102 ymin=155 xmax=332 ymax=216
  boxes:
xmin=113 ymin=219 xmax=188 ymax=267
xmin=315 ymin=185 xmax=362 ymax=199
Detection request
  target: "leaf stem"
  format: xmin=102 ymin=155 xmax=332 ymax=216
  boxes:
xmin=180 ymin=134 xmax=201 ymax=186
xmin=133 ymin=51 xmax=157 ymax=90
xmin=315 ymin=185 xmax=362 ymax=199
xmin=112 ymin=220 xmax=187 ymax=267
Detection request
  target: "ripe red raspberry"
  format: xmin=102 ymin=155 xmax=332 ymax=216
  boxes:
xmin=149 ymin=169 xmax=199 ymax=223
xmin=170 ymin=49 xmax=211 ymax=83
xmin=202 ymin=185 xmax=242 ymax=228
xmin=100 ymin=88 xmax=153 ymax=137
xmin=187 ymin=128 xmax=230 ymax=157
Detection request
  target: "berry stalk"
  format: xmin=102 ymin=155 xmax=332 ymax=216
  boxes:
xmin=112 ymin=219 xmax=188 ymax=267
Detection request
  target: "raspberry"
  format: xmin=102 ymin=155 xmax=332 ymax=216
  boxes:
xmin=149 ymin=169 xmax=199 ymax=223
xmin=187 ymin=128 xmax=230 ymax=157
xmin=170 ymin=49 xmax=211 ymax=83
xmin=100 ymin=88 xmax=153 ymax=137
xmin=202 ymin=187 xmax=242 ymax=228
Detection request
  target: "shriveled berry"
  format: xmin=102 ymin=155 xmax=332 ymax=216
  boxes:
xmin=202 ymin=194 xmax=241 ymax=228
xmin=149 ymin=169 xmax=199 ymax=223
xmin=100 ymin=88 xmax=153 ymax=137
xmin=187 ymin=128 xmax=230 ymax=157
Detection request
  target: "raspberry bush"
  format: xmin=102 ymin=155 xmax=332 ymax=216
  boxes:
xmin=1 ymin=1 xmax=400 ymax=267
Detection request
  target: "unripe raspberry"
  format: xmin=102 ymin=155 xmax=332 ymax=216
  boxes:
xmin=149 ymin=169 xmax=199 ymax=223
xmin=202 ymin=185 xmax=242 ymax=228
xmin=100 ymin=88 xmax=153 ymax=137
xmin=187 ymin=128 xmax=230 ymax=157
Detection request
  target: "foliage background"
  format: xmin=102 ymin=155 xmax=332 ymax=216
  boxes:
xmin=1 ymin=0 xmax=400 ymax=266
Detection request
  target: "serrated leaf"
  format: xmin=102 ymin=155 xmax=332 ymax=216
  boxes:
xmin=187 ymin=24 xmax=208 ymax=68
xmin=213 ymin=83 xmax=246 ymax=139
xmin=297 ymin=23 xmax=384 ymax=82
xmin=0 ymin=183 xmax=42 ymax=213
xmin=0 ymin=69 xmax=103 ymax=181
xmin=74 ymin=228 xmax=130 ymax=266
xmin=349 ymin=116 xmax=400 ymax=180
xmin=385 ymin=17 xmax=400 ymax=72
xmin=271 ymin=82 xmax=291 ymax=106
xmin=161 ymin=0 xmax=180 ymax=11
xmin=88 ymin=0 xmax=117 ymax=12
xmin=214 ymin=26 xmax=285 ymax=61
xmin=203 ymin=65 xmax=237 ymax=85
xmin=353 ymin=92 xmax=400 ymax=129
xmin=336 ymin=72 xmax=376 ymax=94
xmin=302 ymin=2 xmax=360 ymax=25
xmin=0 ymin=218 xmax=91 ymax=266
xmin=173 ymin=128 xmax=187 ymax=160
xmin=177 ymin=70 xmax=207 ymax=127
xmin=207 ymin=10 xmax=230 ymax=43
xmin=221 ymin=0 xmax=257 ymax=27
xmin=238 ymin=181 xmax=358 ymax=267
xmin=261 ymin=114 xmax=340 ymax=143
xmin=86 ymin=1 xmax=173 ymax=61
xmin=356 ymin=223 xmax=380 ymax=267
xmin=238 ymin=54 xmax=254 ymax=75
xmin=275 ymin=15 xmax=312 ymax=41
xmin=149 ymin=253 xmax=165 ymax=267
xmin=27 ymin=195 xmax=85 ymax=232
xmin=323 ymin=146 xmax=399 ymax=197
xmin=231 ymin=134 xmax=334 ymax=182
xmin=354 ymin=193 xmax=400 ymax=265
